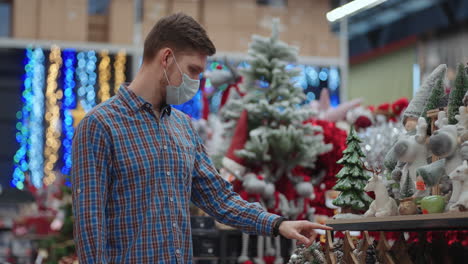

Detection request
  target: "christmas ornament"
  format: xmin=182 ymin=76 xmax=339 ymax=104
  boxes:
xmin=363 ymin=170 xmax=398 ymax=217
xmin=359 ymin=116 xmax=404 ymax=169
xmin=422 ymin=78 xmax=448 ymax=126
xmin=391 ymin=117 xmax=429 ymax=197
xmin=287 ymin=243 xmax=325 ymax=264
xmin=448 ymin=63 xmax=468 ymax=124
xmin=332 ymin=126 xmax=373 ymax=213
xmin=420 ymin=195 xmax=446 ymax=214
xmin=448 ymin=160 xmax=468 ymax=211
xmin=417 ymin=109 xmax=466 ymax=209
xmin=403 ymin=64 xmax=447 ymax=130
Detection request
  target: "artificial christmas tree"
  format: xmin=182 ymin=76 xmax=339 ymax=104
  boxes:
xmin=401 ymin=172 xmax=415 ymax=199
xmin=423 ymin=78 xmax=447 ymax=125
xmin=332 ymin=126 xmax=373 ymax=213
xmin=402 ymin=64 xmax=446 ymax=131
xmin=222 ymin=19 xmax=331 ymax=183
xmin=448 ymin=63 xmax=468 ymax=124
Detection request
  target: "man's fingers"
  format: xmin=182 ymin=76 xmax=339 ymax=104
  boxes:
xmin=294 ymin=232 xmax=311 ymax=247
xmin=308 ymin=231 xmax=318 ymax=243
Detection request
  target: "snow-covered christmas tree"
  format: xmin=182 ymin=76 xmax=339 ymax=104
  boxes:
xmin=448 ymin=63 xmax=468 ymax=124
xmin=222 ymin=19 xmax=332 ymax=183
xmin=332 ymin=126 xmax=373 ymax=213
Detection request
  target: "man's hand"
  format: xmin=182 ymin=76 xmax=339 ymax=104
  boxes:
xmin=279 ymin=220 xmax=333 ymax=247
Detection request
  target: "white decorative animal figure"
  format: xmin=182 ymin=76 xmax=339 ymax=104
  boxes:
xmin=392 ymin=117 xmax=429 ymax=195
xmin=364 ymin=174 xmax=398 ymax=217
xmin=448 ymin=160 xmax=468 ymax=212
xmin=419 ymin=110 xmax=464 ymax=208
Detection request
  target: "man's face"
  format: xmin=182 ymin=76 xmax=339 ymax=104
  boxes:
xmin=160 ymin=49 xmax=207 ymax=103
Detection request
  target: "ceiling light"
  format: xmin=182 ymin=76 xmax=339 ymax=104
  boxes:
xmin=326 ymin=0 xmax=388 ymax=22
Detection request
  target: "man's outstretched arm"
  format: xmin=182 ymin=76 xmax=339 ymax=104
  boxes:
xmin=189 ymin=128 xmax=332 ymax=244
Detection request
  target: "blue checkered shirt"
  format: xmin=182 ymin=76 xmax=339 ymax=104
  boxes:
xmin=71 ymin=85 xmax=280 ymax=263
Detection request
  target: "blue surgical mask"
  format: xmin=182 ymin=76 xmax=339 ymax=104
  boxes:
xmin=164 ymin=53 xmax=200 ymax=105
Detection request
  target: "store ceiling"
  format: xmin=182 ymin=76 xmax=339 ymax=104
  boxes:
xmin=328 ymin=0 xmax=468 ymax=57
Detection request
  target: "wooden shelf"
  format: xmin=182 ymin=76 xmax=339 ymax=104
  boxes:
xmin=326 ymin=212 xmax=468 ymax=231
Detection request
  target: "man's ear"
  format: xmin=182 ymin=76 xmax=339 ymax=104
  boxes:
xmin=159 ymin=48 xmax=172 ymax=68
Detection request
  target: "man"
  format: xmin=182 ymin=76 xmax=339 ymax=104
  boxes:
xmin=72 ymin=13 xmax=331 ymax=263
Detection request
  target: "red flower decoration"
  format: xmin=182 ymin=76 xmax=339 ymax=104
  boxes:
xmin=354 ymin=116 xmax=372 ymax=129
xmin=377 ymin=103 xmax=390 ymax=111
xmin=391 ymin=97 xmax=409 ymax=116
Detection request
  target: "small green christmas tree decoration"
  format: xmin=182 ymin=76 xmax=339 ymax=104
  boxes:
xmin=422 ymin=78 xmax=446 ymax=125
xmin=400 ymin=173 xmax=415 ymax=198
xmin=448 ymin=63 xmax=468 ymax=124
xmin=333 ymin=126 xmax=373 ymax=213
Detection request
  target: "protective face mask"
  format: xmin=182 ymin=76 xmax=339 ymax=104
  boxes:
xmin=164 ymin=53 xmax=200 ymax=105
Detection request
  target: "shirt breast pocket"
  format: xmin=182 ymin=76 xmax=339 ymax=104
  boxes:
xmin=169 ymin=139 xmax=196 ymax=184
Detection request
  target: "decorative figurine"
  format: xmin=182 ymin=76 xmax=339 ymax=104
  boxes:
xmin=364 ymin=173 xmax=399 ymax=217
xmin=392 ymin=117 xmax=429 ymax=195
xmin=417 ymin=110 xmax=465 ymax=208
xmin=448 ymin=160 xmax=468 ymax=211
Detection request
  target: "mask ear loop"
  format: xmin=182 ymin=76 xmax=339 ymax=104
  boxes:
xmin=171 ymin=52 xmax=184 ymax=74
xmin=163 ymin=68 xmax=171 ymax=85
xmin=163 ymin=52 xmax=182 ymax=104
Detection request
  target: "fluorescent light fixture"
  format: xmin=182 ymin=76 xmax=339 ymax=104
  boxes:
xmin=326 ymin=0 xmax=388 ymax=22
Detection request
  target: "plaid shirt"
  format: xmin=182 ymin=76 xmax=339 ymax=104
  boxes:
xmin=71 ymin=85 xmax=280 ymax=263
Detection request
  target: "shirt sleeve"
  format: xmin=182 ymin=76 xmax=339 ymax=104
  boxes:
xmin=71 ymin=115 xmax=111 ymax=263
xmin=189 ymin=123 xmax=280 ymax=236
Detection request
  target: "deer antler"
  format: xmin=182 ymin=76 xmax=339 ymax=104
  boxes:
xmin=415 ymin=117 xmax=428 ymax=144
xmin=435 ymin=110 xmax=448 ymax=129
xmin=363 ymin=164 xmax=381 ymax=176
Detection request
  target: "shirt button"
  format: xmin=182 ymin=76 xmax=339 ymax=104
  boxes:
xmin=172 ymin=223 xmax=177 ymax=228
xmin=163 ymin=145 xmax=168 ymax=150
xmin=170 ymin=197 xmax=174 ymax=202
xmin=175 ymin=249 xmax=180 ymax=254
xmin=77 ymin=188 xmax=81 ymax=193
xmin=166 ymin=171 xmax=171 ymax=176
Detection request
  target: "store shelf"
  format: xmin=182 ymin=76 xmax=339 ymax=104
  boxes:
xmin=326 ymin=212 xmax=468 ymax=231
xmin=0 ymin=37 xmax=139 ymax=53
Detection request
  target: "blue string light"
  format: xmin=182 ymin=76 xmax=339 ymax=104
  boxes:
xmin=61 ymin=50 xmax=76 ymax=177
xmin=205 ymin=62 xmax=341 ymax=107
xmin=77 ymin=51 xmax=97 ymax=112
xmin=318 ymin=68 xmax=329 ymax=81
xmin=172 ymin=90 xmax=202 ymax=119
xmin=29 ymin=48 xmax=46 ymax=189
xmin=328 ymin=67 xmax=340 ymax=92
xmin=11 ymin=48 xmax=35 ymax=190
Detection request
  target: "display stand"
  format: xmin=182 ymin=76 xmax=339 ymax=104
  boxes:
xmin=324 ymin=212 xmax=468 ymax=264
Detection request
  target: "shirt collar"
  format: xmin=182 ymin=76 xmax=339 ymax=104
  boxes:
xmin=118 ymin=84 xmax=171 ymax=118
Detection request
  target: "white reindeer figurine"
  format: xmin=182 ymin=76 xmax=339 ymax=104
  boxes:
xmin=364 ymin=173 xmax=399 ymax=217
xmin=393 ymin=117 xmax=429 ymax=195
xmin=448 ymin=160 xmax=468 ymax=212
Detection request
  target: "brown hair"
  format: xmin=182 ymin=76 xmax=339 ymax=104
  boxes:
xmin=143 ymin=13 xmax=216 ymax=62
